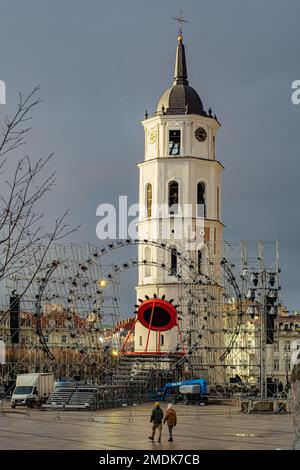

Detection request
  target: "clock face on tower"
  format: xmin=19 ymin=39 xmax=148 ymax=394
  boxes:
xmin=148 ymin=128 xmax=157 ymax=144
xmin=195 ymin=127 xmax=207 ymax=142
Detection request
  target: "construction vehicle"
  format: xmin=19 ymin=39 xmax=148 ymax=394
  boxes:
xmin=157 ymin=378 xmax=208 ymax=405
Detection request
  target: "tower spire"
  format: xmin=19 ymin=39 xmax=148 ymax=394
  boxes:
xmin=173 ymin=13 xmax=189 ymax=86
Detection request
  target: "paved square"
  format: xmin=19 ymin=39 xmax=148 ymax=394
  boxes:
xmin=0 ymin=401 xmax=294 ymax=450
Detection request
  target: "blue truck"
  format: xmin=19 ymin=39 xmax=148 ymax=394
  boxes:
xmin=157 ymin=378 xmax=208 ymax=405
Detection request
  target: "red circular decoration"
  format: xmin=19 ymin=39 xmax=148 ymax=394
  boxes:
xmin=137 ymin=298 xmax=178 ymax=332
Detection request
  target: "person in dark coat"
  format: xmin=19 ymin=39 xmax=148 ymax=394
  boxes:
xmin=149 ymin=402 xmax=163 ymax=442
xmin=163 ymin=403 xmax=177 ymax=442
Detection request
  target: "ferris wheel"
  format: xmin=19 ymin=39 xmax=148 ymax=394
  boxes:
xmin=88 ymin=239 xmax=245 ymax=386
xmin=2 ymin=240 xmax=246 ymax=387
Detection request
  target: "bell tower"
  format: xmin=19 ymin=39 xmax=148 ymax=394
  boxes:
xmin=133 ymin=31 xmax=224 ymax=355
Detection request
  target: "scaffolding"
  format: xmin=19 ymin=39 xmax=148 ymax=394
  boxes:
xmin=0 ymin=239 xmax=284 ymax=402
xmin=0 ymin=243 xmax=120 ymax=385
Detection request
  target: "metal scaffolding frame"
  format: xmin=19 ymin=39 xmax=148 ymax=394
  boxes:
xmin=0 ymin=239 xmax=283 ymax=401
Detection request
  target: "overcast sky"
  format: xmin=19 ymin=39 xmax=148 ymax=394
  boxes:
xmin=0 ymin=0 xmax=299 ymax=313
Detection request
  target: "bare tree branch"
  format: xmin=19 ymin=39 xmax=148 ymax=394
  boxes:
xmin=0 ymin=87 xmax=80 ymax=320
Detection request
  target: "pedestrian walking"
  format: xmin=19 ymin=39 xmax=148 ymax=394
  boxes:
xmin=149 ymin=402 xmax=163 ymax=442
xmin=163 ymin=403 xmax=177 ymax=442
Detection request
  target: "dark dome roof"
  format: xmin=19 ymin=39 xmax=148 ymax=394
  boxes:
xmin=157 ymin=84 xmax=205 ymax=115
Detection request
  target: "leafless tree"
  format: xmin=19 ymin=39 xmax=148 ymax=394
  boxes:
xmin=0 ymin=86 xmax=78 ymax=320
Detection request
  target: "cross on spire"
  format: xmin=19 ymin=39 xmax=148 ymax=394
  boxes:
xmin=173 ymin=11 xmax=188 ymax=41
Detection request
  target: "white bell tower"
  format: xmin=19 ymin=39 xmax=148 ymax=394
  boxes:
xmin=134 ymin=31 xmax=224 ymax=355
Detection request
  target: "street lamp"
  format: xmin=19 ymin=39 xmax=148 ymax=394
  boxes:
xmin=98 ymin=279 xmax=108 ymax=289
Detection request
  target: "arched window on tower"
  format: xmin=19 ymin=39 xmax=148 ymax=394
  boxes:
xmin=168 ymin=181 xmax=179 ymax=214
xmin=197 ymin=182 xmax=206 ymax=218
xmin=217 ymin=186 xmax=220 ymax=220
xmin=170 ymin=246 xmax=177 ymax=275
xmin=144 ymin=246 xmax=151 ymax=277
xmin=146 ymin=183 xmax=152 ymax=218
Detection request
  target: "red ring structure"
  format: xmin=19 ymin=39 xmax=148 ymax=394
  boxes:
xmin=137 ymin=298 xmax=177 ymax=332
xmin=121 ymin=297 xmax=184 ymax=356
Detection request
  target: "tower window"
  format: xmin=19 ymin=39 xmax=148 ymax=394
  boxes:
xmin=197 ymin=182 xmax=206 ymax=218
xmin=171 ymin=247 xmax=177 ymax=275
xmin=146 ymin=183 xmax=152 ymax=218
xmin=169 ymin=130 xmax=181 ymax=155
xmin=168 ymin=181 xmax=179 ymax=213
xmin=217 ymin=186 xmax=220 ymax=220
xmin=160 ymin=334 xmax=164 ymax=346
xmin=139 ymin=336 xmax=142 ymax=346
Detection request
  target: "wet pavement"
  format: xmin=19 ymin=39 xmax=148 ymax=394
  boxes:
xmin=0 ymin=402 xmax=294 ymax=450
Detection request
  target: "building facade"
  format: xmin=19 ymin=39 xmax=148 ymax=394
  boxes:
xmin=0 ymin=305 xmax=104 ymax=384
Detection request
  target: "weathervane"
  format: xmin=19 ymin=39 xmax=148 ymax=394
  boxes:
xmin=173 ymin=10 xmax=188 ymax=39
